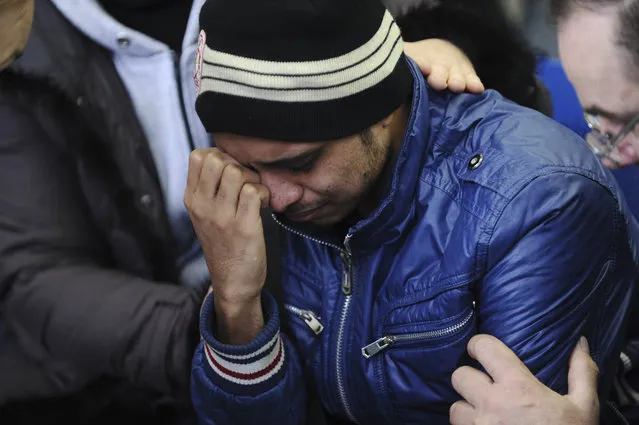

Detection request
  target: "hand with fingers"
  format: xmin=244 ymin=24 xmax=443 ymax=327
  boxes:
xmin=404 ymin=39 xmax=485 ymax=94
xmin=185 ymin=148 xmax=271 ymax=346
xmin=450 ymin=335 xmax=600 ymax=425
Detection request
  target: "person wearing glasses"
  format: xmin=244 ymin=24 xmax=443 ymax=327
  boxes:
xmin=462 ymin=2 xmax=639 ymax=423
xmin=553 ymin=0 xmax=639 ymax=170
xmin=549 ymin=2 xmax=639 ymax=424
xmin=583 ymin=112 xmax=639 ymax=170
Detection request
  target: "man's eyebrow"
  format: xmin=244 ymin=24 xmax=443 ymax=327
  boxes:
xmin=584 ymin=106 xmax=636 ymax=123
xmin=256 ymin=147 xmax=324 ymax=169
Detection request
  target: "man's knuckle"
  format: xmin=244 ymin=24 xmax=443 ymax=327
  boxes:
xmin=188 ymin=201 xmax=219 ymax=224
xmin=193 ymin=204 xmax=214 ymax=221
xmin=190 ymin=206 xmax=206 ymax=222
xmin=224 ymin=164 xmax=242 ymax=180
xmin=204 ymin=152 xmax=223 ymax=169
xmin=189 ymin=149 xmax=205 ymax=164
xmin=242 ymin=184 xmax=258 ymax=198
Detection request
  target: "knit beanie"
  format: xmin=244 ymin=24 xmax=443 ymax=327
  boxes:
xmin=194 ymin=0 xmax=413 ymax=142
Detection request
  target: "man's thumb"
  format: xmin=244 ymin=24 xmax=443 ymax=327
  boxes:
xmin=567 ymin=337 xmax=599 ymax=411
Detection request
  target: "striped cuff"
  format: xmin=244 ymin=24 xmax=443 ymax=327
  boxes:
xmin=199 ymin=291 xmax=285 ymax=396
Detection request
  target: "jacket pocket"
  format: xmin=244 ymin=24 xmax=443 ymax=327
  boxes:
xmin=284 ymin=304 xmax=324 ymax=335
xmin=361 ymin=308 xmax=474 ymax=358
xmin=366 ymin=304 xmax=477 ymax=424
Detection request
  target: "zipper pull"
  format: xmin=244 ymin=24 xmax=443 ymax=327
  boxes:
xmin=341 ymin=235 xmax=354 ymax=296
xmin=362 ymin=336 xmax=394 ymax=359
xmin=300 ymin=311 xmax=324 ymax=335
xmin=340 ymin=251 xmax=352 ymax=296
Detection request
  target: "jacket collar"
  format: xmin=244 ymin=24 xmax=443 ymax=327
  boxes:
xmin=349 ymin=58 xmax=432 ymax=248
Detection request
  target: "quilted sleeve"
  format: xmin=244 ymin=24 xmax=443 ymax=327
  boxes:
xmin=479 ymin=172 xmax=635 ymax=401
xmin=191 ymin=291 xmax=307 ymax=425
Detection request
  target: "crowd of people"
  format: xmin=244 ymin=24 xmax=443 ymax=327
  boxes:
xmin=1 ymin=0 xmax=639 ymax=424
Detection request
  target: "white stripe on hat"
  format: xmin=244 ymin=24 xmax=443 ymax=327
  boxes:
xmin=198 ymin=10 xmax=404 ymax=102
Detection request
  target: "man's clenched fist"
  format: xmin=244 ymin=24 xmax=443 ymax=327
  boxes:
xmin=185 ymin=148 xmax=270 ymax=345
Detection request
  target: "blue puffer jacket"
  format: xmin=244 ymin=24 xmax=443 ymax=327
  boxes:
xmin=191 ymin=59 xmax=638 ymax=425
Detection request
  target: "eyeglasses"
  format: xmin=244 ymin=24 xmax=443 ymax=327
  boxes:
xmin=584 ymin=112 xmax=639 ymax=165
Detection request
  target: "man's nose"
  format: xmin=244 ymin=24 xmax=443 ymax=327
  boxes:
xmin=259 ymin=172 xmax=304 ymax=213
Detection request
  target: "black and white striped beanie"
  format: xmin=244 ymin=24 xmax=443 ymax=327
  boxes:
xmin=194 ymin=0 xmax=413 ymax=142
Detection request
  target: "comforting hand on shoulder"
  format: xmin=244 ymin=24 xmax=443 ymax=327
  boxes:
xmin=404 ymin=39 xmax=485 ymax=94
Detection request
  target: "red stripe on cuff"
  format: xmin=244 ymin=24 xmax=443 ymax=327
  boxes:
xmin=204 ymin=337 xmax=284 ymax=381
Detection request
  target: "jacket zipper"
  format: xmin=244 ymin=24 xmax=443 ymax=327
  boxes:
xmin=271 ymin=214 xmax=344 ymax=251
xmin=336 ymin=235 xmax=357 ymax=423
xmin=173 ymin=53 xmax=195 ymax=152
xmin=272 ymin=215 xmax=359 ymax=424
xmin=361 ymin=309 xmax=475 ymax=359
xmin=284 ymin=304 xmax=324 ymax=335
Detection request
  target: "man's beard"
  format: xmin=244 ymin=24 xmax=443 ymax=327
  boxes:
xmin=353 ymin=130 xmax=395 ymax=217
